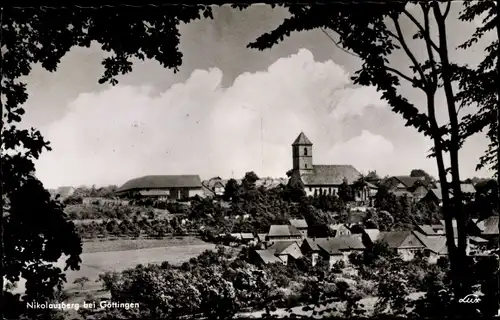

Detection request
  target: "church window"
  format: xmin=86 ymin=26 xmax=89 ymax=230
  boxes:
xmin=304 ymin=147 xmax=308 ymax=156
xmin=304 ymin=164 xmax=307 ymax=169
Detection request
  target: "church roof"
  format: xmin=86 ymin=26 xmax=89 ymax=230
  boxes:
xmin=292 ymin=132 xmax=313 ymax=146
xmin=301 ymin=165 xmax=361 ymax=186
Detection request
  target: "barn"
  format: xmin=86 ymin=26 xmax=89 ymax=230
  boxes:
xmin=115 ymin=175 xmax=204 ymax=200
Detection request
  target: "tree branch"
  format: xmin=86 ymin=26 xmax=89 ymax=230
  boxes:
xmin=443 ymin=0 xmax=452 ymax=19
xmin=403 ymin=9 xmax=440 ymax=52
xmin=391 ymin=14 xmax=429 ymax=89
xmin=421 ymin=3 xmax=439 ymax=92
xmin=386 ymin=67 xmax=420 ymax=87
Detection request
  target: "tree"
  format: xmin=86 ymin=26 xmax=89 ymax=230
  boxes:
xmin=2 ymin=6 xmax=219 ymax=318
xmin=247 ymin=1 xmax=478 ymax=302
xmin=410 ymin=168 xmax=434 ymax=183
xmin=338 ymin=178 xmax=354 ymax=202
xmin=223 ymin=178 xmax=240 ymax=202
xmin=73 ymin=276 xmax=90 ymax=290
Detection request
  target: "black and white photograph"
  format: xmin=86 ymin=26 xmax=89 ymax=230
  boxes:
xmin=1 ymin=2 xmax=499 ymax=320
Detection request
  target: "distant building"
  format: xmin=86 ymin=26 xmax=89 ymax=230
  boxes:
xmin=423 ymin=183 xmax=477 ymax=206
xmin=115 ymin=175 xmax=204 ymax=200
xmin=289 ymin=219 xmax=308 ymax=237
xmin=314 ymin=235 xmax=365 ymax=268
xmin=290 ymin=132 xmax=366 ymax=200
xmin=476 ymin=216 xmax=499 ymax=241
xmin=373 ymin=231 xmax=426 ymax=261
xmin=329 ymin=224 xmax=352 ymax=237
xmin=266 ymin=225 xmax=303 ymax=244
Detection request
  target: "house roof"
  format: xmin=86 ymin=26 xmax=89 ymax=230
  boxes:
xmin=268 ymin=241 xmax=298 ymax=255
xmin=392 ymin=176 xmax=426 ymax=188
xmin=289 ymin=219 xmax=308 ymax=229
xmin=292 ymin=132 xmax=313 ymax=146
xmin=240 ymin=233 xmax=255 ymax=240
xmin=255 ymin=250 xmax=282 ymax=264
xmin=363 ymin=229 xmax=380 ymax=243
xmin=413 ymin=231 xmax=448 ymax=254
xmin=469 ymin=236 xmax=489 ymax=243
xmin=378 ymin=231 xmax=425 ymax=249
xmin=316 ymin=235 xmax=365 ymax=255
xmin=268 ymin=225 xmax=302 ymax=237
xmin=330 ymin=224 xmax=351 ymax=231
xmin=302 ymin=238 xmax=321 ymax=251
xmin=477 ymin=216 xmax=499 ymax=235
xmin=117 ymin=175 xmax=202 ymax=192
xmin=430 ymin=183 xmax=477 ymax=201
xmin=257 ymin=233 xmax=267 ymax=242
xmin=417 ymin=225 xmax=437 ymax=236
xmin=413 ymin=186 xmax=428 ymax=197
xmin=301 ymin=165 xmax=361 ymax=186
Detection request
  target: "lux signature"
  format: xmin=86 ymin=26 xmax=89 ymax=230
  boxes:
xmin=458 ymin=294 xmax=481 ymax=304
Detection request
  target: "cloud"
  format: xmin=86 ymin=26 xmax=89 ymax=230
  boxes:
xmin=35 ymin=48 xmax=393 ymax=188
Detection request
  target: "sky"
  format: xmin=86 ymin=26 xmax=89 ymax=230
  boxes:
xmin=21 ymin=4 xmax=494 ymax=189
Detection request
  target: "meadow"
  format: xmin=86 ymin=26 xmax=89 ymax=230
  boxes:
xmin=13 ymin=237 xmax=216 ymax=296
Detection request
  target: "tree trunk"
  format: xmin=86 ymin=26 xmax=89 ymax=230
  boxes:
xmin=496 ymin=0 xmax=500 ymax=239
xmin=432 ymin=1 xmax=469 ymax=303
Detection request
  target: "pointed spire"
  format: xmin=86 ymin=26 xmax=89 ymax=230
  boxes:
xmin=292 ymin=132 xmax=313 ymax=146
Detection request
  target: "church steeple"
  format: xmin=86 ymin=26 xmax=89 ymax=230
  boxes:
xmin=292 ymin=132 xmax=313 ymax=174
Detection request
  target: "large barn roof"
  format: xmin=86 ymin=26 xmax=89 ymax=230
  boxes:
xmin=117 ymin=175 xmax=202 ymax=193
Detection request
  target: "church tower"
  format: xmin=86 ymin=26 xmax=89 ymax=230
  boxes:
xmin=292 ymin=132 xmax=313 ymax=175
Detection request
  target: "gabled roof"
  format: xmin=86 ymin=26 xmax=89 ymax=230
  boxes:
xmin=240 ymin=233 xmax=255 ymax=240
xmin=363 ymin=229 xmax=380 ymax=243
xmin=255 ymin=250 xmax=282 ymax=264
xmin=289 ymin=219 xmax=308 ymax=229
xmin=268 ymin=241 xmax=298 ymax=255
xmin=469 ymin=236 xmax=489 ymax=244
xmin=316 ymin=235 xmax=365 ymax=255
xmin=117 ymin=175 xmax=202 ymax=192
xmin=268 ymin=225 xmax=302 ymax=237
xmin=301 ymin=165 xmax=361 ymax=186
xmin=302 ymin=238 xmax=321 ymax=251
xmin=377 ymin=231 xmax=425 ymax=249
xmin=395 ymin=176 xmax=426 ymax=188
xmin=477 ymin=216 xmax=499 ymax=235
xmin=413 ymin=231 xmax=448 ymax=254
xmin=292 ymin=132 xmax=313 ymax=146
xmin=417 ymin=225 xmax=437 ymax=236
xmin=429 ymin=183 xmax=477 ymax=201
xmin=257 ymin=233 xmax=267 ymax=242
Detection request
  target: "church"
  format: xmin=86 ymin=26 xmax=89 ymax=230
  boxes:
xmin=290 ymin=132 xmax=368 ymax=199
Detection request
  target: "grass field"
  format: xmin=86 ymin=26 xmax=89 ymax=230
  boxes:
xmin=12 ymin=238 xmax=216 ymax=295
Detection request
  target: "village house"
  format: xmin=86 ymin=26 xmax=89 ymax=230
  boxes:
xmin=329 ymin=224 xmax=352 ymax=237
xmin=289 ymin=219 xmax=308 ymax=238
xmin=422 ymin=183 xmax=477 ymax=206
xmin=314 ymin=235 xmax=365 ymax=268
xmin=252 ymin=241 xmax=303 ymax=266
xmin=290 ymin=132 xmax=368 ymax=201
xmin=301 ymin=238 xmax=321 ymax=266
xmin=115 ymin=175 xmax=204 ymax=200
xmin=371 ymin=231 xmax=427 ymax=261
xmin=475 ymin=215 xmax=499 ymax=241
xmin=266 ymin=225 xmax=303 ymax=244
xmin=253 ymin=250 xmax=284 ymax=265
xmin=413 ymin=231 xmax=448 ymax=263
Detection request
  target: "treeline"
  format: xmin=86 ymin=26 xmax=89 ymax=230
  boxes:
xmin=75 ymin=217 xmax=192 ymax=239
